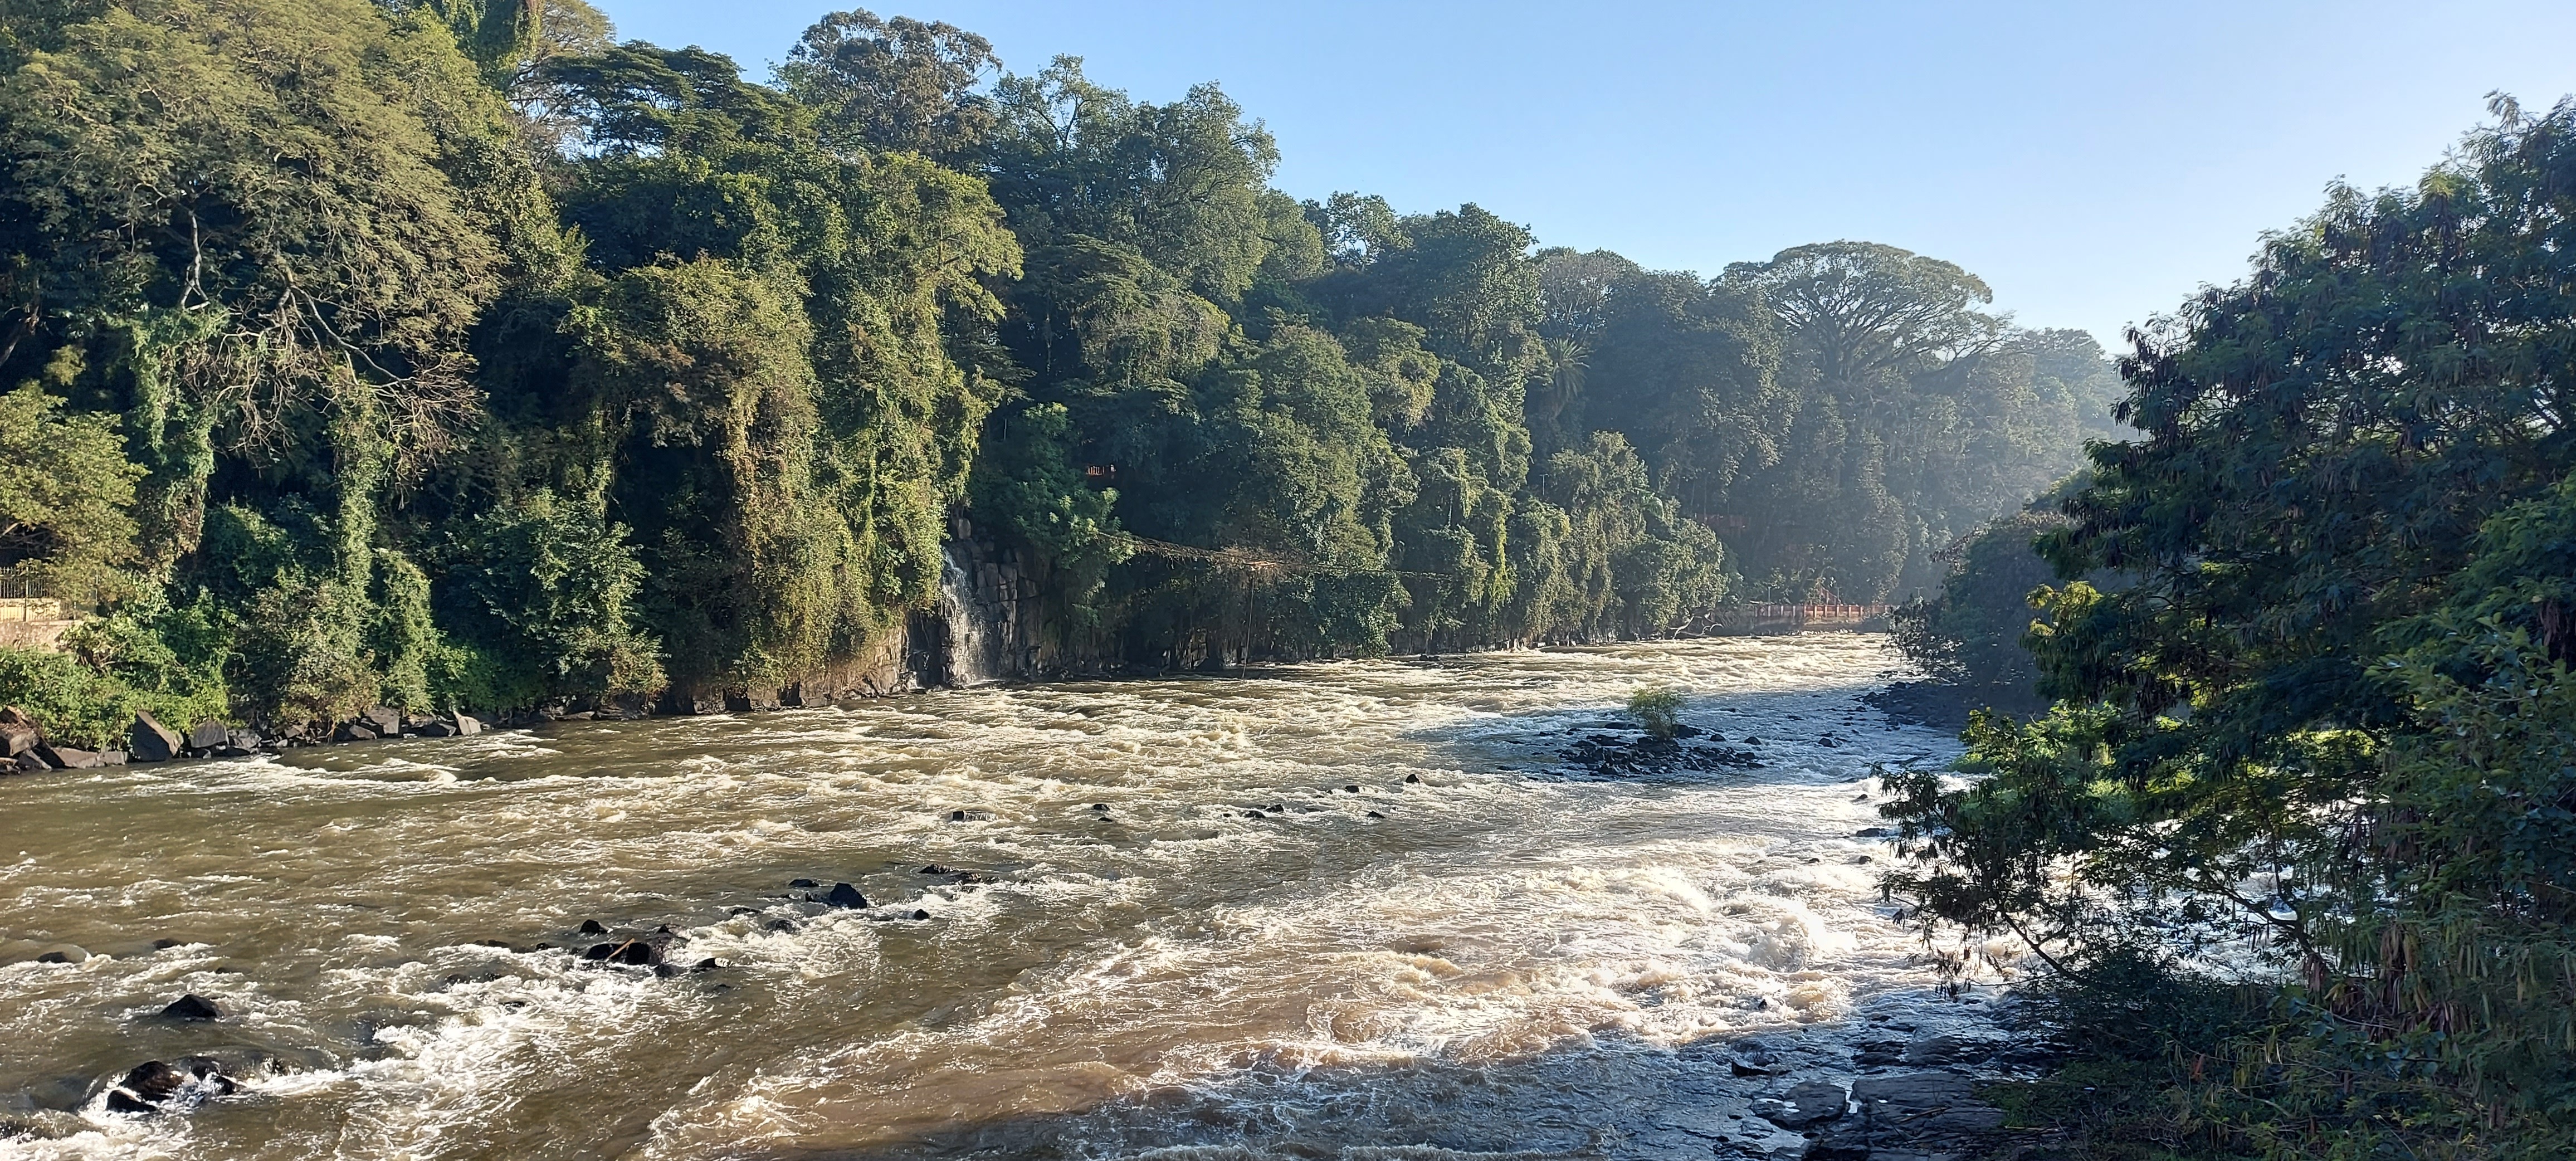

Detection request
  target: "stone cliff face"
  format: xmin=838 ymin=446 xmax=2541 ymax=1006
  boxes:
xmin=909 ymin=518 xmax=1045 ymax=687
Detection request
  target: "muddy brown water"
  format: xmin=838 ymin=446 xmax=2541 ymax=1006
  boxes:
xmin=0 ymin=636 xmax=1998 ymax=1160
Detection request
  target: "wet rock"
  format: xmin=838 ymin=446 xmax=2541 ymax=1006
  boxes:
xmin=334 ymin=721 xmax=379 ymax=743
xmin=788 ymin=878 xmax=818 ymax=888
xmin=1855 ymin=827 xmax=1892 ymax=838
xmin=33 ymin=946 xmax=86 ymax=964
xmin=949 ymin=809 xmax=967 ymax=821
xmin=417 ymin=719 xmax=457 ymax=738
xmin=909 ymin=909 xmax=931 ymax=920
xmin=1343 ymin=784 xmax=1361 ymax=793
xmin=33 ymin=744 xmax=99 ymax=769
xmin=360 ymin=706 xmax=402 ymax=736
xmin=451 ymin=713 xmax=481 ymax=736
xmin=766 ymin=919 xmax=801 ymax=933
xmin=103 ymin=1057 xmax=236 ymax=1115
xmin=1672 ymin=723 xmax=1704 ymax=738
xmin=583 ymin=939 xmax=662 ymax=967
xmin=159 ymin=993 xmax=223 ymax=1021
xmin=918 ymin=864 xmax=952 ymax=875
xmin=577 ymin=919 xmax=608 ymax=935
xmin=1243 ymin=809 xmax=1266 ymax=819
xmin=1756 ymin=1080 xmax=1848 ymax=1128
xmin=1903 ymin=1034 xmax=1997 ymax=1066
xmin=11 ymin=751 xmax=50 ymax=773
xmin=129 ymin=712 xmax=183 ymax=762
xmin=1404 ymin=774 xmax=1420 ymax=783
xmin=823 ymin=882 xmax=869 ymax=909
xmin=184 ymin=718 xmax=228 ymax=752
xmin=1090 ymin=803 xmax=1110 ymax=811
xmin=689 ymin=957 xmax=719 ymax=972
xmin=1367 ymin=811 xmax=1385 ymax=818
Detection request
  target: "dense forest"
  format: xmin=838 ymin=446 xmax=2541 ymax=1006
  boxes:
xmin=0 ymin=0 xmax=2118 ymax=738
xmin=1885 ymin=97 xmax=2576 ymax=1159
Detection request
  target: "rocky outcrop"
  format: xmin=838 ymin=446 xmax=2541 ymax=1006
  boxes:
xmin=129 ymin=712 xmax=183 ymax=762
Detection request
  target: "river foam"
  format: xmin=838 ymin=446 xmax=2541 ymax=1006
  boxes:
xmin=1 ymin=635 xmax=1984 ymax=1160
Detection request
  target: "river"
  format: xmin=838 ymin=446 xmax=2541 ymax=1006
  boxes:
xmin=0 ymin=635 xmax=1993 ymax=1160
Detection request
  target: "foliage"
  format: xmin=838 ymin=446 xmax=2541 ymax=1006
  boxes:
xmin=1882 ymin=96 xmax=2576 ymax=1157
xmin=1626 ymin=685 xmax=1682 ymax=739
xmin=0 ymin=0 xmax=2105 ymax=724
xmin=0 ymin=383 xmax=143 ymax=603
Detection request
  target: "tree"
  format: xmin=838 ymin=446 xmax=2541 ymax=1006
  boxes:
xmin=1884 ymin=96 xmax=2576 ymax=1153
xmin=777 ymin=8 xmax=998 ymax=162
xmin=0 ymin=384 xmax=144 ymax=604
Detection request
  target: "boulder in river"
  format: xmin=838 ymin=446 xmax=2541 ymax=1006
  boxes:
xmin=823 ymin=882 xmax=869 ymax=909
xmin=577 ymin=919 xmax=608 ymax=935
xmin=334 ymin=720 xmax=379 ymax=743
xmin=451 ymin=713 xmax=482 ymax=736
xmin=184 ymin=719 xmax=227 ymax=752
xmin=11 ymin=750 xmax=50 ymax=773
xmin=159 ymin=993 xmax=223 ymax=1021
xmin=34 ymin=744 xmax=100 ymax=770
xmin=583 ymin=938 xmax=662 ymax=967
xmin=101 ymin=1057 xmax=236 ymax=1115
xmin=360 ymin=706 xmax=402 ymax=736
xmin=1756 ymin=1079 xmax=1848 ymax=1128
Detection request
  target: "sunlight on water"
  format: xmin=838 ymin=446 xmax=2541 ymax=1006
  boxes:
xmin=0 ymin=636 xmax=1992 ymax=1160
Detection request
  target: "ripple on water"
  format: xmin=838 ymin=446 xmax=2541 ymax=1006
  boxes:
xmin=0 ymin=635 xmax=1993 ymax=1161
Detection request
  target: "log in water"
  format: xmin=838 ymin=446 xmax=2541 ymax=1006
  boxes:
xmin=0 ymin=636 xmax=1997 ymax=1159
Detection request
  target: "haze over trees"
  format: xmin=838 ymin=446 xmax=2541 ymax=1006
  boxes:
xmin=0 ymin=0 xmax=2114 ymax=731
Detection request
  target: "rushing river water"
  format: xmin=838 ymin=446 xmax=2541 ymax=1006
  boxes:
xmin=0 ymin=635 xmax=1996 ymax=1160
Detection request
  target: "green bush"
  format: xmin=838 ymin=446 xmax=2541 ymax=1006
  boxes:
xmin=1626 ymin=686 xmax=1682 ymax=738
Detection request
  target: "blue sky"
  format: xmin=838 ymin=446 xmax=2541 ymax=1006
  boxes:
xmin=607 ymin=1 xmax=2576 ymax=348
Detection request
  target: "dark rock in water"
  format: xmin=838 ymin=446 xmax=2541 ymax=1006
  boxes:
xmin=788 ymin=877 xmax=818 ymax=888
xmin=34 ymin=947 xmax=85 ymax=964
xmin=949 ymin=809 xmax=967 ymax=821
xmin=417 ymin=720 xmax=457 ymax=738
xmin=1242 ymin=809 xmax=1266 ymax=819
xmin=334 ymin=721 xmax=379 ymax=743
xmin=583 ymin=939 xmax=661 ymax=967
xmin=1672 ymin=723 xmax=1704 ymax=738
xmin=1343 ymin=784 xmax=1361 ymax=793
xmin=11 ymin=751 xmax=50 ymax=773
xmin=129 ymin=713 xmax=183 ymax=762
xmin=226 ymin=728 xmax=262 ymax=752
xmin=105 ymin=1061 xmax=190 ymax=1114
xmin=100 ymin=1055 xmax=237 ymax=1117
xmin=726 ymin=906 xmax=758 ymax=916
xmin=577 ymin=919 xmax=607 ymax=935
xmin=1756 ymin=1079 xmax=1848 ymax=1128
xmin=34 ymin=744 xmax=99 ymax=769
xmin=766 ymin=919 xmax=801 ymax=933
xmin=152 ymin=939 xmax=184 ymax=950
xmin=451 ymin=713 xmax=482 ymax=736
xmin=1090 ymin=803 xmax=1109 ymax=811
xmin=918 ymin=864 xmax=952 ymax=875
xmin=1800 ymin=1135 xmax=1871 ymax=1161
xmin=910 ymin=909 xmax=931 ymax=920
xmin=1855 ymin=827 xmax=1891 ymax=838
xmin=824 ymin=882 xmax=868 ymax=909
xmin=184 ymin=719 xmax=228 ymax=751
xmin=360 ymin=706 xmax=402 ymax=736
xmin=1367 ymin=810 xmax=1385 ymax=818
xmin=690 ymin=958 xmax=719 ymax=972
xmin=1743 ymin=736 xmax=1762 ymax=745
xmin=160 ymin=994 xmax=223 ymax=1021
xmin=1404 ymin=774 xmax=1420 ymax=783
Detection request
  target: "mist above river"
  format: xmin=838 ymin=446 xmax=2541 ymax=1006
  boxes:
xmin=0 ymin=636 xmax=1985 ymax=1160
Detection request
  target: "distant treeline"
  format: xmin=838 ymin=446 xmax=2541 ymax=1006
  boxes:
xmin=0 ymin=0 xmax=2117 ymax=731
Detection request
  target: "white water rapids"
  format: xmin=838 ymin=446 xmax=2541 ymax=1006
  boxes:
xmin=0 ymin=636 xmax=2005 ymax=1160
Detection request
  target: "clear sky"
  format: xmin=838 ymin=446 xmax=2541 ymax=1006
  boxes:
xmin=604 ymin=1 xmax=2576 ymax=348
